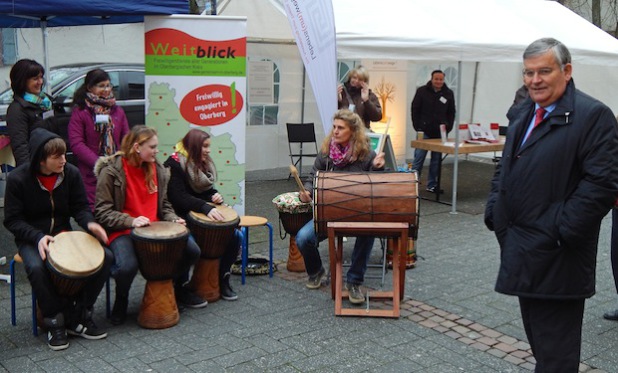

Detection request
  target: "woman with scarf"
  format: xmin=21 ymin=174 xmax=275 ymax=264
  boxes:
xmin=69 ymin=69 xmax=130 ymax=210
xmin=164 ymin=129 xmax=241 ymax=301
xmin=6 ymin=59 xmax=58 ymax=166
xmin=296 ymin=109 xmax=385 ymax=305
xmin=337 ymin=66 xmax=382 ymax=130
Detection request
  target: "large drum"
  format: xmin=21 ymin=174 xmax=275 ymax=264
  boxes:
xmin=313 ymin=171 xmax=419 ymax=239
xmin=131 ymin=221 xmax=189 ymax=329
xmin=272 ymin=192 xmax=312 ymax=272
xmin=47 ymin=231 xmax=105 ymax=298
xmin=187 ymin=204 xmax=239 ymax=302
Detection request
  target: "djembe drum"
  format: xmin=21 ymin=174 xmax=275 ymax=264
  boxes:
xmin=131 ymin=221 xmax=188 ymax=329
xmin=272 ymin=192 xmax=312 ymax=272
xmin=47 ymin=231 xmax=105 ymax=298
xmin=387 ymin=238 xmax=417 ymax=269
xmin=187 ymin=204 xmax=239 ymax=302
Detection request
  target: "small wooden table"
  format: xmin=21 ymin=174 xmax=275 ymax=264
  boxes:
xmin=410 ymin=138 xmax=505 ymax=205
xmin=327 ymin=222 xmax=408 ymax=318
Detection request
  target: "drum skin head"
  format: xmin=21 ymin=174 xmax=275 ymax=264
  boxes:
xmin=48 ymin=231 xmax=105 ymax=277
xmin=132 ymin=221 xmax=189 ymax=239
xmin=190 ymin=203 xmax=238 ymax=224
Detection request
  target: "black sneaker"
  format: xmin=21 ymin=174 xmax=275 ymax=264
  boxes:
xmin=306 ymin=267 xmax=326 ymax=289
xmin=68 ymin=307 xmax=107 ymax=340
xmin=44 ymin=313 xmax=69 ymax=351
xmin=346 ymin=282 xmax=365 ymax=305
xmin=220 ymin=272 xmax=238 ymax=301
xmin=110 ymin=296 xmax=128 ymax=325
xmin=176 ymin=286 xmax=208 ymax=308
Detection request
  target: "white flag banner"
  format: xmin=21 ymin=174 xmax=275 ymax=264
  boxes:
xmin=283 ymin=0 xmax=337 ymax=135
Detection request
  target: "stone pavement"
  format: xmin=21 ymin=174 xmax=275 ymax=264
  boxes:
xmin=1 ymin=160 xmax=618 ymax=372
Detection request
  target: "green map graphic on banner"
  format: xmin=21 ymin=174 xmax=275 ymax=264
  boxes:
xmin=146 ymin=82 xmax=244 ymax=207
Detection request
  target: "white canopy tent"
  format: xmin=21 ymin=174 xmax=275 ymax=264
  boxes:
xmin=331 ymin=0 xmax=618 ymax=212
xmin=334 ymin=0 xmax=618 ymax=65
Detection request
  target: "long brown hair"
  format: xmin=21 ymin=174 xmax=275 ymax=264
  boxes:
xmin=321 ymin=109 xmax=370 ymax=161
xmin=120 ymin=125 xmax=158 ymax=193
xmin=181 ymin=128 xmax=213 ymax=174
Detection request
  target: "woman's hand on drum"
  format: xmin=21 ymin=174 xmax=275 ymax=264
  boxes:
xmin=207 ymin=208 xmax=226 ymax=221
xmin=373 ymin=152 xmax=385 ymax=169
xmin=88 ymin=222 xmax=109 ymax=245
xmin=211 ymin=193 xmax=224 ymax=204
xmin=37 ymin=235 xmax=54 ymax=261
xmin=299 ymin=190 xmax=312 ymax=203
xmin=132 ymin=216 xmax=151 ymax=228
xmin=172 ymin=218 xmax=186 ymax=226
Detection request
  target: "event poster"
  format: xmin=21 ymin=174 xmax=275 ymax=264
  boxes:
xmin=144 ymin=15 xmax=247 ymax=214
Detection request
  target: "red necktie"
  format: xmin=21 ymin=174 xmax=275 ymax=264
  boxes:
xmin=523 ymin=107 xmax=546 ymax=143
xmin=534 ymin=107 xmax=546 ymax=129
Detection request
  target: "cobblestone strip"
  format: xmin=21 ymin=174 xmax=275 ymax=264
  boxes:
xmin=274 ymin=267 xmax=600 ymax=372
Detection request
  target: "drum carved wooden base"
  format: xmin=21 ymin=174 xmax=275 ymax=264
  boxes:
xmin=287 ymin=236 xmax=306 ymax=272
xmin=138 ymin=280 xmax=179 ymax=329
xmin=387 ymin=238 xmax=416 ymax=269
xmin=189 ymin=259 xmax=220 ymax=302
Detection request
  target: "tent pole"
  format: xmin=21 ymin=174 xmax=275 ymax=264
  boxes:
xmin=301 ymin=64 xmax=306 ymax=123
xmin=451 ymin=61 xmax=462 ymax=214
xmin=469 ymin=62 xmax=479 ymax=123
xmin=41 ymin=18 xmax=51 ymax=95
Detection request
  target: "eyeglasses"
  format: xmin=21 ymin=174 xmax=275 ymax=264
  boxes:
xmin=94 ymin=83 xmax=113 ymax=90
xmin=522 ymin=68 xmax=556 ymax=78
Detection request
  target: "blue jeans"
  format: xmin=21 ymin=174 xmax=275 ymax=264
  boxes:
xmin=412 ymin=135 xmax=441 ymax=189
xmin=295 ymin=219 xmax=374 ymax=285
xmin=109 ymin=233 xmax=200 ymax=298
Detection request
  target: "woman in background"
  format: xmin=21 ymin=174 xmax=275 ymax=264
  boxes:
xmin=337 ymin=66 xmax=382 ymax=130
xmin=69 ymin=69 xmax=130 ymax=210
xmin=6 ymin=59 xmax=57 ymax=166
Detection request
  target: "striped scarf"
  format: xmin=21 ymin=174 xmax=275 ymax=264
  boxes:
xmin=86 ymin=92 xmax=117 ymax=156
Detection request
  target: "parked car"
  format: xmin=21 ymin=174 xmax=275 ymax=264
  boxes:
xmin=0 ymin=63 xmax=145 ymax=162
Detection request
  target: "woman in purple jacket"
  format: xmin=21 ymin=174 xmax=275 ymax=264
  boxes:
xmin=68 ymin=69 xmax=130 ymax=210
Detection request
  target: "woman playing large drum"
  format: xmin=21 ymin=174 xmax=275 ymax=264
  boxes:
xmin=94 ymin=125 xmax=204 ymax=327
xmin=164 ymin=129 xmax=241 ymax=301
xmin=4 ymin=128 xmax=112 ymax=351
xmin=297 ymin=109 xmax=384 ymax=305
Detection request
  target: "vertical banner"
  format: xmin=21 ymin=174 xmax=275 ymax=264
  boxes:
xmin=144 ymin=15 xmax=247 ymax=215
xmin=283 ymin=0 xmax=337 ymax=134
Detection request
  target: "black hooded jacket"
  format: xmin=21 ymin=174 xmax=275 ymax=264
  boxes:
xmin=3 ymin=128 xmax=94 ymax=247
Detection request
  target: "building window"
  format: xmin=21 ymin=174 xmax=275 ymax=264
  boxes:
xmin=1 ymin=29 xmax=18 ymax=66
xmin=248 ymin=58 xmax=279 ymax=126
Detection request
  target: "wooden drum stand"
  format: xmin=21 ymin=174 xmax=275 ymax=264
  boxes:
xmin=327 ymin=222 xmax=408 ymax=318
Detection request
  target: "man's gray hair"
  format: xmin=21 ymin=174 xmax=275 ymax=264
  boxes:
xmin=523 ymin=38 xmax=571 ymax=69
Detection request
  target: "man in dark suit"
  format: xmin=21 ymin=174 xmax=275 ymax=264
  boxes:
xmin=485 ymin=38 xmax=618 ymax=372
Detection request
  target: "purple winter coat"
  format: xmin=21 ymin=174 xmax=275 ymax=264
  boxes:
xmin=68 ymin=105 xmax=130 ymax=210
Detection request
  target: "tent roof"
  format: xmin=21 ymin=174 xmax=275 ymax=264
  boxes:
xmin=0 ymin=0 xmax=187 ymax=27
xmin=334 ymin=0 xmax=618 ymax=65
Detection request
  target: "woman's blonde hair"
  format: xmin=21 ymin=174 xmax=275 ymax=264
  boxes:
xmin=120 ymin=125 xmax=158 ymax=193
xmin=321 ymin=109 xmax=370 ymax=161
xmin=346 ymin=65 xmax=370 ymax=84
